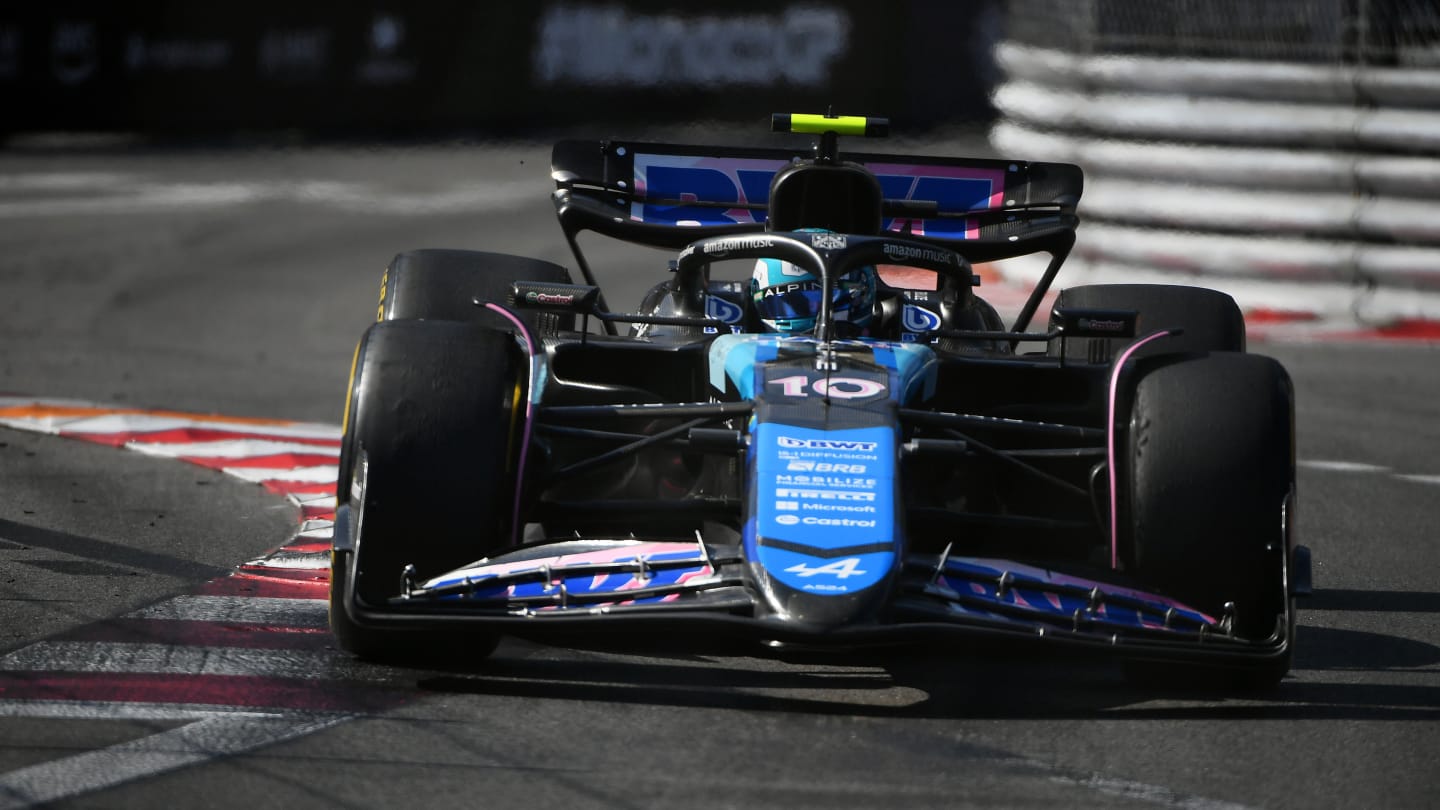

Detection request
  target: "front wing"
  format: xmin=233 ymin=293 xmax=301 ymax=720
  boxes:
xmin=336 ymin=524 xmax=1291 ymax=669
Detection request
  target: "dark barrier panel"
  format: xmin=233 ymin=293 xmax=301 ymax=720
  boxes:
xmin=0 ymin=1 xmax=999 ymax=134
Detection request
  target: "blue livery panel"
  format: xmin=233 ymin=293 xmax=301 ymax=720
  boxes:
xmin=752 ymin=423 xmax=897 ymax=596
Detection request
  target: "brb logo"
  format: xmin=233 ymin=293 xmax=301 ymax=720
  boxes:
xmin=901 ymin=304 xmax=943 ymax=333
xmin=633 ymin=155 xmax=1007 ymax=239
xmin=705 ymin=295 xmax=744 ymax=324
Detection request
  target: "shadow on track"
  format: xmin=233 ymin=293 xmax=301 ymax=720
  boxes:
xmin=409 ymin=602 xmax=1440 ymax=723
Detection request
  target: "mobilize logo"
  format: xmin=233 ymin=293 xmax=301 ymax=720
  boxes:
xmin=775 ymin=474 xmax=876 ymax=489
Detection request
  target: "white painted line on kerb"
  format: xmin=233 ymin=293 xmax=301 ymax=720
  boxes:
xmin=2 ymin=642 xmax=386 ymax=682
xmin=245 ymin=549 xmax=332 ymax=569
xmin=129 ymin=595 xmax=328 ymax=626
xmin=220 ymin=465 xmax=338 ymax=484
xmin=127 ymin=439 xmax=339 ymax=460
xmin=0 ymin=701 xmax=282 ymax=722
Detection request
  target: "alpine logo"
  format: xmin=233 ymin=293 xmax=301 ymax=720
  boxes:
xmin=784 ymin=557 xmax=868 ymax=579
xmin=776 ymin=436 xmax=878 ymax=452
xmin=901 ymin=304 xmax=943 ymax=332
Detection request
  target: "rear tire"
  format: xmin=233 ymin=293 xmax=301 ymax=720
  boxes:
xmin=1049 ymin=284 xmax=1245 ymax=363
xmin=1122 ymin=352 xmax=1295 ymax=689
xmin=329 ymin=320 xmax=518 ymax=661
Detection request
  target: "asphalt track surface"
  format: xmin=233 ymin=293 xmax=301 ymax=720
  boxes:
xmin=0 ymin=136 xmax=1437 ymax=809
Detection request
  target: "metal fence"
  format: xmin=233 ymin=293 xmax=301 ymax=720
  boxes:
xmin=991 ymin=0 xmax=1440 ymax=331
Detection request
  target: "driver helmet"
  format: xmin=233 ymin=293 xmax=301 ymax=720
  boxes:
xmin=750 ymin=257 xmax=876 ymax=334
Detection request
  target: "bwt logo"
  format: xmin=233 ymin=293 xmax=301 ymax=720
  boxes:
xmin=535 ymin=6 xmax=850 ymax=88
xmin=777 ymin=437 xmax=878 ymax=452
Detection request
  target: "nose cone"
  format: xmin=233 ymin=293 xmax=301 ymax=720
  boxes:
xmin=747 ymin=422 xmax=901 ymax=629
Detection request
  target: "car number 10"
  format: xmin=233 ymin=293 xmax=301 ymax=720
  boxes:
xmin=769 ymin=375 xmax=886 ymax=399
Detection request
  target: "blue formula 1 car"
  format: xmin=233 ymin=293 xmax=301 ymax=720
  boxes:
xmin=329 ymin=114 xmax=1311 ymax=688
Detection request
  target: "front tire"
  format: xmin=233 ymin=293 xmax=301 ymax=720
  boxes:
xmin=329 ymin=320 xmax=519 ymax=660
xmin=1122 ymin=352 xmax=1296 ymax=688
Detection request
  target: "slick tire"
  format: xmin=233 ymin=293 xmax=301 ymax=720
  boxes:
xmin=338 ymin=249 xmax=564 ymax=511
xmin=1048 ymin=284 xmax=1245 ymax=364
xmin=329 ymin=320 xmax=519 ymax=660
xmin=1122 ymin=352 xmax=1296 ymax=689
xmin=379 ymin=248 xmax=573 ymax=331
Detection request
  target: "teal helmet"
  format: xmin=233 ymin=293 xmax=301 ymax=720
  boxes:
xmin=750 ymin=258 xmax=876 ymax=334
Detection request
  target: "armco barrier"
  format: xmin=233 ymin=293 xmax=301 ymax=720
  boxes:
xmin=989 ymin=1 xmax=1440 ymax=334
xmin=0 ymin=1 xmax=999 ymax=134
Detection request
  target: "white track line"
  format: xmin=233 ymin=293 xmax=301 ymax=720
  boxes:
xmin=1298 ymin=460 xmax=1392 ymax=473
xmin=0 ymin=714 xmax=351 ymax=810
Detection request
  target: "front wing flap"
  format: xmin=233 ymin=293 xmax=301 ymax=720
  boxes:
xmin=343 ymin=539 xmax=1288 ymax=665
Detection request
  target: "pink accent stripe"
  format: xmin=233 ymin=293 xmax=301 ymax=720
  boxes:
xmin=0 ymin=672 xmax=404 ymax=712
xmin=485 ymin=303 xmax=539 ymax=547
xmin=59 ymin=619 xmax=331 ymax=650
xmin=1107 ymin=330 xmax=1177 ymax=569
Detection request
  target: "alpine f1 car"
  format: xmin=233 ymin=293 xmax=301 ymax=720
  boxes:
xmin=330 ymin=113 xmax=1311 ymax=687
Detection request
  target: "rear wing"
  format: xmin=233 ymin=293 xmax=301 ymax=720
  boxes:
xmin=551 ymin=139 xmax=1082 ymax=264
